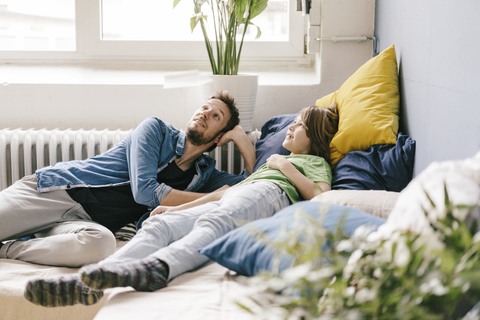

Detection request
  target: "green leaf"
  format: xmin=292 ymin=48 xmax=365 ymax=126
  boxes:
xmin=190 ymin=13 xmax=207 ymax=32
xmin=247 ymin=22 xmax=262 ymax=39
xmin=190 ymin=15 xmax=200 ymax=32
xmin=235 ymin=0 xmax=248 ymax=21
xmin=250 ymin=0 xmax=268 ymax=20
xmin=236 ymin=303 xmax=254 ymax=313
xmin=173 ymin=0 xmax=182 ymax=9
xmin=462 ymin=270 xmax=480 ymax=289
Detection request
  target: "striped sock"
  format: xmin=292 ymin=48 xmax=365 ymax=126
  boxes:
xmin=80 ymin=257 xmax=168 ymax=292
xmin=24 ymin=274 xmax=104 ymax=307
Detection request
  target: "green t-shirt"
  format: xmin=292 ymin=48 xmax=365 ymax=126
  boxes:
xmin=239 ymin=155 xmax=332 ymax=204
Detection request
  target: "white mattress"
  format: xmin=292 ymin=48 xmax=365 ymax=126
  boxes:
xmin=0 ymin=240 xmax=129 ymax=320
xmin=93 ymin=262 xmax=256 ymax=320
xmin=0 ymin=258 xmax=115 ymax=320
xmin=0 ymin=258 xmax=257 ymax=320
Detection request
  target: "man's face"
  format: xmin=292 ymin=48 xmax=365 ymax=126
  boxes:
xmin=186 ymin=99 xmax=232 ymax=146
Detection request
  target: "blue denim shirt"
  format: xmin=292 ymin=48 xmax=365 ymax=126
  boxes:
xmin=36 ymin=117 xmax=244 ymax=209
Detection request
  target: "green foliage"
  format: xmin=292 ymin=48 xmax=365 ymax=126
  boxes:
xmin=173 ymin=0 xmax=268 ymax=75
xmin=240 ymin=187 xmax=480 ymax=319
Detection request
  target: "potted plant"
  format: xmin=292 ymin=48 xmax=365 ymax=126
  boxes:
xmin=173 ymin=0 xmax=269 ymax=131
xmin=174 ymin=0 xmax=268 ymax=75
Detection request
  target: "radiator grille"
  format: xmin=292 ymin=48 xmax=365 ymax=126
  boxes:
xmin=0 ymin=128 xmax=260 ymax=191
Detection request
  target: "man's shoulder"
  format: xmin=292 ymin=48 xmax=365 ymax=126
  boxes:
xmin=139 ymin=117 xmax=181 ymax=134
xmin=141 ymin=117 xmax=174 ymax=128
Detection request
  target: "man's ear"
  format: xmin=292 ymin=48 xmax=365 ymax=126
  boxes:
xmin=213 ymin=132 xmax=225 ymax=144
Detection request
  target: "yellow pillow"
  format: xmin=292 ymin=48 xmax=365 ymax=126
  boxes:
xmin=316 ymin=45 xmax=400 ymax=166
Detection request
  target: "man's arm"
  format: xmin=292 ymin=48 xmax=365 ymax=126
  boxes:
xmin=152 ymin=188 xmax=227 ymax=216
xmin=159 ymin=189 xmax=208 ymax=206
xmin=125 ymin=117 xmax=169 ymax=208
xmin=217 ymin=125 xmax=256 ymax=174
xmin=159 ymin=184 xmax=229 ymax=206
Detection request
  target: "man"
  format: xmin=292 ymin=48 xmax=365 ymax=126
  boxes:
xmin=0 ymin=90 xmax=256 ymax=267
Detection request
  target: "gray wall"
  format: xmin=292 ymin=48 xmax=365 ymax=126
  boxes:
xmin=375 ymin=0 xmax=480 ymax=175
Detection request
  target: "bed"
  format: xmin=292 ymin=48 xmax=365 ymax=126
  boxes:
xmin=0 ymin=45 xmax=417 ymax=320
xmin=0 ymin=190 xmax=401 ymax=320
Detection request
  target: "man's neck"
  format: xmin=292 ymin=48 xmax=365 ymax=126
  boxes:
xmin=175 ymin=140 xmax=212 ymax=171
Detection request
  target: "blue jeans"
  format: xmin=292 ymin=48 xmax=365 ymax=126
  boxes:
xmin=101 ymin=181 xmax=290 ymax=280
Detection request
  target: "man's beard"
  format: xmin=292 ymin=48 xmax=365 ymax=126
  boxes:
xmin=186 ymin=127 xmax=219 ymax=146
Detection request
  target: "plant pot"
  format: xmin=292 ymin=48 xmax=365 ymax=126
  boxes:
xmin=200 ymin=74 xmax=258 ymax=132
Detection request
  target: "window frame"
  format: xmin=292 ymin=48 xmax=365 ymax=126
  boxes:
xmin=0 ymin=0 xmax=308 ymax=64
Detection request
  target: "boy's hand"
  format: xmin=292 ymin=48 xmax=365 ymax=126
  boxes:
xmin=266 ymin=154 xmax=291 ymax=171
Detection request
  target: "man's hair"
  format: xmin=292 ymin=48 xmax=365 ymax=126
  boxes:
xmin=210 ymin=90 xmax=240 ymax=133
xmin=300 ymin=103 xmax=339 ymax=166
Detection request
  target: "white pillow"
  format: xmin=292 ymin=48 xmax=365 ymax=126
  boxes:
xmin=376 ymin=151 xmax=480 ymax=237
xmin=312 ymin=190 xmax=399 ymax=220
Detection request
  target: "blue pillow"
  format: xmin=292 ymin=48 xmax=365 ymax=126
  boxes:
xmin=252 ymin=113 xmax=298 ymax=172
xmin=332 ymin=133 xmax=416 ymax=192
xmin=199 ymin=201 xmax=385 ymax=277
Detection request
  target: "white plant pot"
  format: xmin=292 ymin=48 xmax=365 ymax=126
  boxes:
xmin=200 ymin=74 xmax=258 ymax=132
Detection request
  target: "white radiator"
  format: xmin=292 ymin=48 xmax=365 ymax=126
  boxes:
xmin=0 ymin=128 xmax=260 ymax=191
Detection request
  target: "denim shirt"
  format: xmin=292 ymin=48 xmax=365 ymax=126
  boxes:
xmin=36 ymin=117 xmax=245 ymax=209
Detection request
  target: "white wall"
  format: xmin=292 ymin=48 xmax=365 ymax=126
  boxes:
xmin=375 ymin=0 xmax=480 ymax=175
xmin=0 ymin=0 xmax=375 ymax=133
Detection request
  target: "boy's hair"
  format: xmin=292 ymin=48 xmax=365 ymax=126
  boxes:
xmin=300 ymin=102 xmax=339 ymax=166
xmin=210 ymin=90 xmax=240 ymax=133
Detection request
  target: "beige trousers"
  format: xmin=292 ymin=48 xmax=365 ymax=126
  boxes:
xmin=0 ymin=175 xmax=116 ymax=267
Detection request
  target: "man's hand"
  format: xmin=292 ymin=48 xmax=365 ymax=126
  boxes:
xmin=215 ymin=184 xmax=230 ymax=192
xmin=216 ymin=125 xmax=256 ymax=174
xmin=153 ymin=188 xmax=227 ymax=217
xmin=216 ymin=125 xmax=244 ymax=146
xmin=150 ymin=205 xmax=178 ymax=217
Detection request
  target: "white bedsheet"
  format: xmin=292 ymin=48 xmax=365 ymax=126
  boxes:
xmin=0 ymin=257 xmax=257 ymax=320
xmin=0 ymin=241 xmax=131 ymax=320
xmin=0 ymin=258 xmax=117 ymax=320
xmin=94 ymin=262 xmax=257 ymax=320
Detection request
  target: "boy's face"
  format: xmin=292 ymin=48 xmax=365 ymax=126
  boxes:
xmin=282 ymin=115 xmax=311 ymax=155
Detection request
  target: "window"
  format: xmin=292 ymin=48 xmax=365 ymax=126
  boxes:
xmin=0 ymin=0 xmax=306 ymax=62
xmin=0 ymin=0 xmax=75 ymax=51
xmin=101 ymin=0 xmax=289 ymax=42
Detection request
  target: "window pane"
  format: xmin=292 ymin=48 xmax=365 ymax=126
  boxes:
xmin=101 ymin=0 xmax=288 ymax=42
xmin=0 ymin=0 xmax=75 ymax=51
xmin=242 ymin=0 xmax=289 ymax=41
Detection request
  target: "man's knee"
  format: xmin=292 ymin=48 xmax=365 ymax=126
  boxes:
xmin=76 ymin=226 xmax=117 ymax=264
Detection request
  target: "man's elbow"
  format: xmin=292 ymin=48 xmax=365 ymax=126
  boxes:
xmin=132 ymin=184 xmax=161 ymax=208
xmin=133 ymin=193 xmax=155 ymax=208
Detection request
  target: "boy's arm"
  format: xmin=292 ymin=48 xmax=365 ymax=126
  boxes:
xmin=266 ymin=154 xmax=331 ymax=200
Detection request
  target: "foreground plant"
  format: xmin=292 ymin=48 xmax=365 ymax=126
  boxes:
xmin=239 ymin=187 xmax=480 ymax=320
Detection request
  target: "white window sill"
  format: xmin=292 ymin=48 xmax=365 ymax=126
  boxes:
xmin=0 ymin=62 xmax=319 ymax=86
